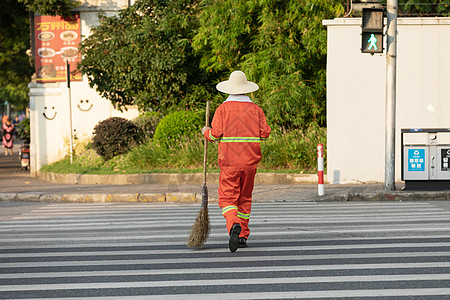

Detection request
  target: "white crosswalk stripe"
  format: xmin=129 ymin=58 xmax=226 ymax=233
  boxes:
xmin=1 ymin=201 xmax=450 ymax=299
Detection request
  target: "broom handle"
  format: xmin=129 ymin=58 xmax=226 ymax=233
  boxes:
xmin=203 ymin=102 xmax=211 ymax=186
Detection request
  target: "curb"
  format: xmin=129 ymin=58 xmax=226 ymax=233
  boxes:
xmin=316 ymin=191 xmax=450 ymax=202
xmin=1 ymin=190 xmax=449 ymax=203
xmin=37 ymin=172 xmax=323 ymax=185
xmin=0 ymin=192 xmax=212 ymax=203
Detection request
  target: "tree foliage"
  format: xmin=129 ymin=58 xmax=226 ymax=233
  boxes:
xmin=78 ymin=0 xmax=218 ymax=112
xmin=0 ymin=0 xmax=34 ymax=110
xmin=17 ymin=0 xmax=79 ymax=17
xmin=4 ymin=0 xmax=449 ymax=131
xmin=1 ymin=0 xmax=78 ymax=111
xmin=193 ymin=0 xmax=344 ymax=129
xmin=396 ymin=0 xmax=450 ymax=17
xmin=78 ymin=0 xmax=344 ymax=129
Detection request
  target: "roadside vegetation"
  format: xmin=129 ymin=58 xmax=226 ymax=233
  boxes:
xmin=42 ymin=0 xmax=334 ymax=174
xmin=14 ymin=0 xmax=449 ymax=175
xmin=42 ymin=114 xmax=326 ymax=174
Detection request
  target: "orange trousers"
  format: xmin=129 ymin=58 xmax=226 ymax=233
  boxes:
xmin=218 ymin=168 xmax=257 ymax=239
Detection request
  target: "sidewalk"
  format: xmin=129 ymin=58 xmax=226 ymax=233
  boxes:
xmin=1 ymin=146 xmax=449 ymax=203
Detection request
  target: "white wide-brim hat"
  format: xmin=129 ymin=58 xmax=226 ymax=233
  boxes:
xmin=216 ymin=70 xmax=259 ymax=94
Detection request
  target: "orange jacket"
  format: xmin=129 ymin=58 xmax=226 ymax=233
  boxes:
xmin=204 ymin=95 xmax=271 ymax=171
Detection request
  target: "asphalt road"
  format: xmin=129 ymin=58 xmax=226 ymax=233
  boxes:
xmin=1 ymin=201 xmax=450 ymax=299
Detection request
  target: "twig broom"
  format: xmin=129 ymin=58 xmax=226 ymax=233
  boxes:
xmin=187 ymin=101 xmax=211 ymax=248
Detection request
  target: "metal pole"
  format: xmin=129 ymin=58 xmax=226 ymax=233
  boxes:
xmin=66 ymin=60 xmax=74 ymax=164
xmin=6 ymin=101 xmax=11 ymax=117
xmin=385 ymin=0 xmax=397 ymax=191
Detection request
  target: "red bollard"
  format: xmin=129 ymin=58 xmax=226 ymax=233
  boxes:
xmin=317 ymin=144 xmax=324 ymax=196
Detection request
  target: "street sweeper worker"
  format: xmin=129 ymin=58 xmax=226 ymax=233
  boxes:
xmin=202 ymin=70 xmax=271 ymax=252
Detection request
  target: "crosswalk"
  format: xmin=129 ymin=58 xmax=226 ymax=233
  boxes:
xmin=1 ymin=201 xmax=450 ymax=299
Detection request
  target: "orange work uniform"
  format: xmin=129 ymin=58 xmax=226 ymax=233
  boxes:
xmin=204 ymin=95 xmax=271 ymax=239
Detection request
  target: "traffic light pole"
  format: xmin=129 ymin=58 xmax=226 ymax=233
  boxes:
xmin=385 ymin=0 xmax=397 ymax=191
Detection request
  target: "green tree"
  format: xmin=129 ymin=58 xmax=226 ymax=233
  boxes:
xmin=17 ymin=0 xmax=79 ymax=17
xmin=1 ymin=0 xmax=78 ymax=112
xmin=78 ymin=0 xmax=217 ymax=112
xmin=0 ymin=0 xmax=33 ymax=111
xmin=397 ymin=0 xmax=450 ymax=17
xmin=193 ymin=0 xmax=344 ymax=130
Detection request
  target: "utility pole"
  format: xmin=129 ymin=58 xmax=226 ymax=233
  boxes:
xmin=385 ymin=0 xmax=397 ymax=191
xmin=66 ymin=60 xmax=74 ymax=164
xmin=6 ymin=101 xmax=11 ymax=117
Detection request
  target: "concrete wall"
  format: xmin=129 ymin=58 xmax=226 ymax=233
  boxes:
xmin=29 ymin=0 xmax=139 ymax=176
xmin=324 ymin=17 xmax=450 ymax=184
xmin=77 ymin=0 xmax=132 ymax=11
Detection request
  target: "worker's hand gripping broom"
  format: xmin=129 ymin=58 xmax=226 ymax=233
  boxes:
xmin=187 ymin=101 xmax=211 ymax=248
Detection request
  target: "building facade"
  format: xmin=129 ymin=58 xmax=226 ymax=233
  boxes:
xmin=324 ymin=17 xmax=450 ymax=184
xmin=29 ymin=0 xmax=139 ymax=176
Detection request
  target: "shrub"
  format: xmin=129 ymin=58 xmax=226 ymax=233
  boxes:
xmin=103 ymin=154 xmax=130 ymax=171
xmin=74 ymin=148 xmax=104 ymax=168
xmin=17 ymin=117 xmax=30 ymax=143
xmin=92 ymin=117 xmax=140 ymax=160
xmin=132 ymin=111 xmax=162 ymax=142
xmin=126 ymin=137 xmax=218 ymax=170
xmin=260 ymin=124 xmax=326 ymax=171
xmin=153 ymin=110 xmax=203 ymax=149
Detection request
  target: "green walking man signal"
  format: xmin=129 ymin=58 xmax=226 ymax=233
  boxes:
xmin=367 ymin=34 xmax=378 ymax=50
xmin=361 ymin=8 xmax=384 ymax=54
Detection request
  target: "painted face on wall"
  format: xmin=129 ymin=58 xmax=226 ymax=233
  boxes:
xmin=77 ymin=99 xmax=93 ymax=112
xmin=43 ymin=106 xmax=57 ymax=120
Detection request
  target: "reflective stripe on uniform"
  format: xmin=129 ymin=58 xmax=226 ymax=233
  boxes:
xmin=209 ymin=131 xmax=220 ymax=141
xmin=222 ymin=205 xmax=238 ymax=215
xmin=237 ymin=211 xmax=250 ymax=220
xmin=220 ymin=137 xmax=261 ymax=143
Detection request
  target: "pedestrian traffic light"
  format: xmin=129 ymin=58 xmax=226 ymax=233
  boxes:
xmin=361 ymin=8 xmax=384 ymax=54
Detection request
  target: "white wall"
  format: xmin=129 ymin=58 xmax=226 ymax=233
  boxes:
xmin=29 ymin=1 xmax=139 ymax=176
xmin=324 ymin=17 xmax=450 ymax=184
xmin=77 ymin=0 xmax=130 ymax=10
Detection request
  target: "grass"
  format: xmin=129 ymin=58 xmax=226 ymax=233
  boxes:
xmin=41 ymin=125 xmax=326 ymax=175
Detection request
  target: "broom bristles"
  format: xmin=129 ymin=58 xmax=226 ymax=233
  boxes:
xmin=187 ymin=207 xmax=210 ymax=248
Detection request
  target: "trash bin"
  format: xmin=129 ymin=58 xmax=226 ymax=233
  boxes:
xmin=402 ymin=128 xmax=450 ymax=190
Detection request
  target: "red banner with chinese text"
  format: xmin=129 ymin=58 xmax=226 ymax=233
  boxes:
xmin=34 ymin=15 xmax=82 ymax=83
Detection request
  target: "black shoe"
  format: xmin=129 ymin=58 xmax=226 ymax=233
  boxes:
xmin=238 ymin=237 xmax=248 ymax=248
xmin=229 ymin=223 xmax=241 ymax=252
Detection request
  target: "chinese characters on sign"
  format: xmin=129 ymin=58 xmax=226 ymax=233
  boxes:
xmin=408 ymin=149 xmax=425 ymax=172
xmin=34 ymin=15 xmax=82 ymax=83
xmin=441 ymin=149 xmax=450 ymax=171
